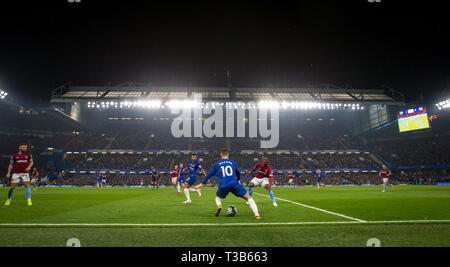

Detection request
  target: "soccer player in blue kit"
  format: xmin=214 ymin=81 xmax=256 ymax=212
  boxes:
xmin=97 ymin=173 xmax=104 ymax=189
xmin=195 ymin=149 xmax=261 ymax=219
xmin=316 ymin=169 xmax=325 ymax=189
xmin=182 ymin=153 xmax=206 ymax=204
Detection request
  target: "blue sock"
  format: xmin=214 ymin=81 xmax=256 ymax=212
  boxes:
xmin=268 ymin=190 xmax=276 ymax=203
xmin=248 ymin=187 xmax=253 ymax=197
xmin=8 ymin=189 xmax=14 ymax=200
xmin=26 ymin=188 xmax=31 ymax=200
xmin=383 ymin=184 xmax=387 ymax=191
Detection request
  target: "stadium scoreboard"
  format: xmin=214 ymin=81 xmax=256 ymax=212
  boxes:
xmin=397 ymin=107 xmax=430 ymax=133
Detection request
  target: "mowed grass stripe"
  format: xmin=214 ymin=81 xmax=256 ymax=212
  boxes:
xmin=0 ymin=219 xmax=449 ymax=228
xmin=1 ymin=186 xmax=449 ymax=224
xmin=0 ymin=187 xmax=348 ymax=224
xmin=1 ymin=224 xmax=449 ymax=247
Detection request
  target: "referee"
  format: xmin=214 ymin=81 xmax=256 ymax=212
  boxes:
xmin=151 ymin=168 xmax=160 ymax=190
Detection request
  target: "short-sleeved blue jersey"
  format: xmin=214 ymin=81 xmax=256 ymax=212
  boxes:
xmin=202 ymin=159 xmax=241 ymax=187
xmin=317 ymin=172 xmax=323 ymax=181
xmin=187 ymin=160 xmax=203 ymax=178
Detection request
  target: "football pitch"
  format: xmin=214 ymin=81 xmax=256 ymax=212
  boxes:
xmin=0 ymin=185 xmax=449 ymax=247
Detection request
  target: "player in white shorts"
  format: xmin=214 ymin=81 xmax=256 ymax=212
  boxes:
xmin=288 ymin=172 xmax=295 ymax=188
xmin=379 ymin=165 xmax=392 ymax=192
xmin=171 ymin=165 xmax=180 ymax=193
xmin=30 ymin=167 xmax=40 ymax=190
xmin=246 ymin=158 xmax=278 ymax=206
xmin=5 ymin=143 xmax=34 ymax=206
xmin=11 ymin=173 xmax=31 ymax=184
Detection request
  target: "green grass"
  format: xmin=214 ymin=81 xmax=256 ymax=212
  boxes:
xmin=0 ymin=185 xmax=449 ymax=247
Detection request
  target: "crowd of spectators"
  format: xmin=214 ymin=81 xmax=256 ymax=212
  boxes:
xmin=298 ymin=153 xmax=378 ymax=169
xmin=392 ymin=169 xmax=450 ymax=185
xmin=65 ymin=153 xmax=174 ymax=169
xmin=55 ymin=174 xmax=173 ymax=186
xmin=371 ymin=138 xmax=450 ymax=166
xmin=1 ymin=121 xmax=449 ymax=186
xmin=51 ymin=170 xmax=450 ymax=186
xmin=62 ymin=151 xmax=381 ymax=171
xmin=272 ymin=169 xmax=449 ymax=186
xmin=274 ymin=172 xmax=382 ymax=186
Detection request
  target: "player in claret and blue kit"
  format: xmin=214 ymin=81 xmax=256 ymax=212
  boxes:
xmin=195 ymin=149 xmax=261 ymax=219
xmin=379 ymin=165 xmax=393 ymax=192
xmin=177 ymin=163 xmax=185 ymax=194
xmin=182 ymin=154 xmax=206 ymax=204
xmin=5 ymin=143 xmax=34 ymax=206
xmin=246 ymin=158 xmax=278 ymax=206
xmin=288 ymin=172 xmax=295 ymax=189
xmin=171 ymin=165 xmax=180 ymax=193
xmin=30 ymin=167 xmax=40 ymax=191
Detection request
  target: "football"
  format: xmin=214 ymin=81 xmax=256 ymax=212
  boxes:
xmin=226 ymin=205 xmax=237 ymax=217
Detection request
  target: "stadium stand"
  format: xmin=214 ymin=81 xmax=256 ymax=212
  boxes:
xmin=1 ymin=127 xmax=449 ymax=186
xmin=0 ymin=85 xmax=448 ymax=186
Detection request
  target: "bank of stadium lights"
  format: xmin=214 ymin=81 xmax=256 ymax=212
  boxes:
xmin=258 ymin=101 xmax=364 ymax=111
xmin=87 ymin=100 xmax=364 ymax=111
xmin=88 ymin=100 xmax=163 ymax=109
xmin=0 ymin=90 xmax=7 ymax=99
xmin=435 ymin=99 xmax=450 ymax=110
xmin=167 ymin=100 xmax=202 ymax=109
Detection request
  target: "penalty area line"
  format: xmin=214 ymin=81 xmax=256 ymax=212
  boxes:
xmin=254 ymin=192 xmax=367 ymax=222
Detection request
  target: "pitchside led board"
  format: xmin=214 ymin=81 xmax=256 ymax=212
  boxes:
xmin=397 ymin=107 xmax=430 ymax=133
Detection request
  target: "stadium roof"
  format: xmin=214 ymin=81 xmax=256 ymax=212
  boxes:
xmin=0 ymin=101 xmax=85 ymax=133
xmin=51 ymin=82 xmax=405 ymax=105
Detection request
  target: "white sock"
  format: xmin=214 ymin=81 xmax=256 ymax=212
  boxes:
xmin=184 ymin=188 xmax=191 ymax=201
xmin=189 ymin=188 xmax=198 ymax=192
xmin=215 ymin=197 xmax=222 ymax=208
xmin=177 ymin=184 xmax=180 ymax=192
xmin=247 ymin=198 xmax=260 ymax=217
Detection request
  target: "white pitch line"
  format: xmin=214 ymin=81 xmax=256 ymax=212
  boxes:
xmin=0 ymin=222 xmax=356 ymax=227
xmin=254 ymin=192 xmax=367 ymax=222
xmin=0 ymin=220 xmax=449 ymax=227
xmin=367 ymin=220 xmax=450 ymax=224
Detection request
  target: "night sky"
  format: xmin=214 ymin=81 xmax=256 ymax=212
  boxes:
xmin=0 ymin=0 xmax=449 ymax=105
